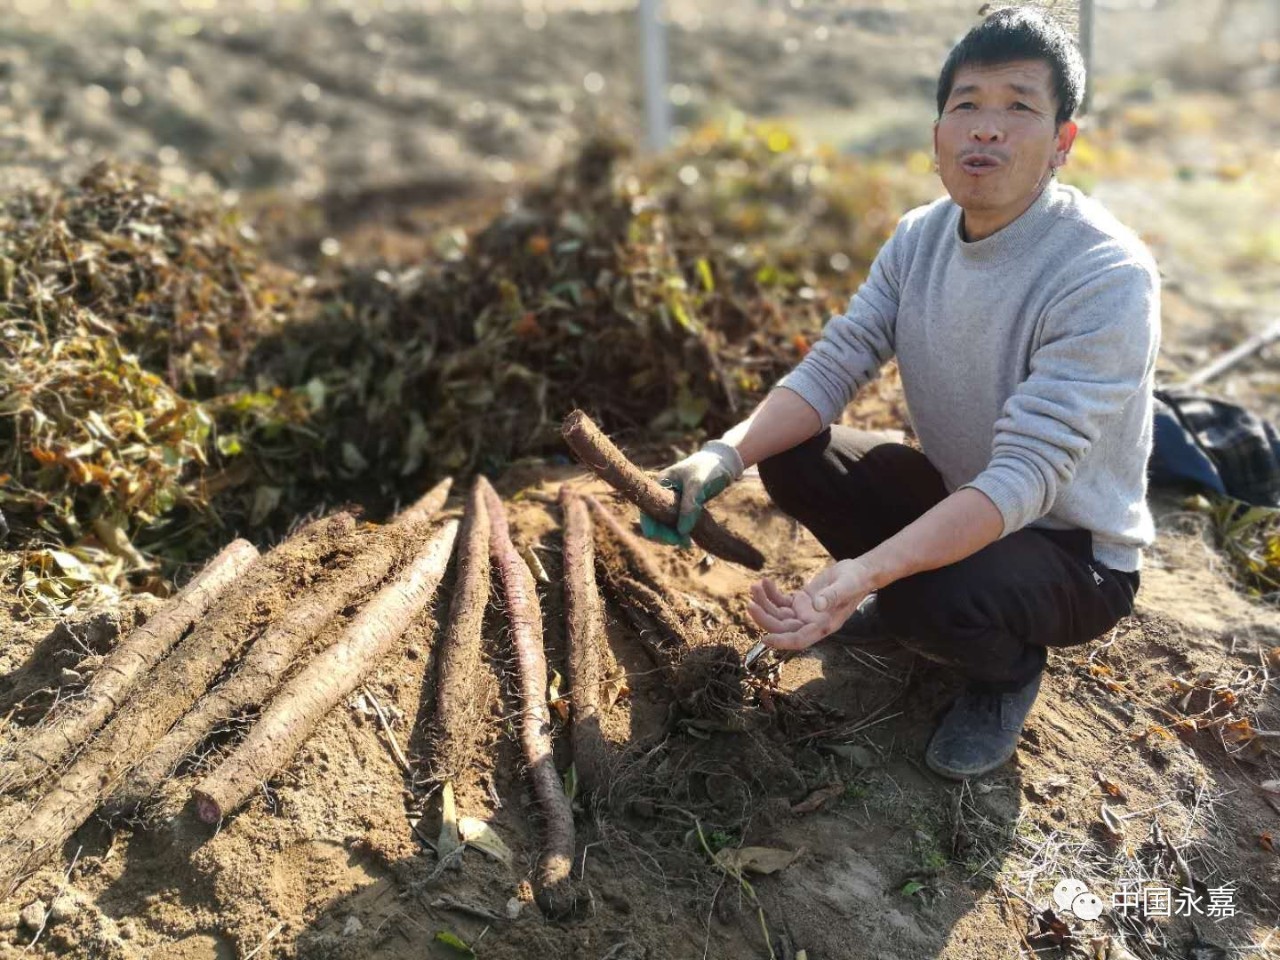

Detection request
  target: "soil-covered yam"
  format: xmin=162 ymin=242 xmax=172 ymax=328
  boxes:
xmin=0 ymin=513 xmax=354 ymax=898
xmin=481 ymin=480 xmax=576 ymax=917
xmin=393 ymin=476 xmax=454 ymax=528
xmin=427 ymin=478 xmax=495 ymax=787
xmin=107 ymin=521 xmax=409 ymax=816
xmin=191 ymin=517 xmax=459 ymax=824
xmin=561 ymin=409 xmax=765 ymax=570
xmin=592 ymin=523 xmax=706 ymax=654
xmin=0 ymin=538 xmax=260 ymax=793
xmin=559 ymin=487 xmax=611 ymax=798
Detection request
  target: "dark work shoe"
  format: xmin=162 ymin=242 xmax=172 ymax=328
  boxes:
xmin=829 ymin=593 xmax=888 ymax=643
xmin=924 ymin=671 xmax=1043 ymax=780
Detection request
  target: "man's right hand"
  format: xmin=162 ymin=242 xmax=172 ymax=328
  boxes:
xmin=640 ymin=440 xmax=744 ymax=547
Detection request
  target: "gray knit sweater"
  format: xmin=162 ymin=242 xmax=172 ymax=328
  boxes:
xmin=777 ymin=179 xmax=1161 ymax=572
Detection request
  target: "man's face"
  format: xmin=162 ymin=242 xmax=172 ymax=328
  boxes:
xmin=933 ymin=59 xmax=1077 ymax=237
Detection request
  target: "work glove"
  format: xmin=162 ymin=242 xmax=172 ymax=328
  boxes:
xmin=640 ymin=440 xmax=744 ymax=547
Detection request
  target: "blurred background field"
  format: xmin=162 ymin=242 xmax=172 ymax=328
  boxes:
xmin=1 ymin=0 xmax=1278 ymax=604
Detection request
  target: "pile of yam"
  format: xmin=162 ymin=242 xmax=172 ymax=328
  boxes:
xmin=0 ymin=412 xmax=764 ymax=916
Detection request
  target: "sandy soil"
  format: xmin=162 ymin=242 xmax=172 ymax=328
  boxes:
xmin=0 ymin=469 xmax=1277 ymax=959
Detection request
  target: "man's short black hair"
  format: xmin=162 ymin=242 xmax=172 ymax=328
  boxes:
xmin=936 ymin=7 xmax=1086 ymax=126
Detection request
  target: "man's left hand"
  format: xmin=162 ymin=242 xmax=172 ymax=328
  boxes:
xmin=746 ymin=558 xmax=877 ymax=651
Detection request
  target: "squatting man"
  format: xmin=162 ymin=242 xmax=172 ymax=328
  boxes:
xmin=641 ymin=9 xmax=1160 ymax=780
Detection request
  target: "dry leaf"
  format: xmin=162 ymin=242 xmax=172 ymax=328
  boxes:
xmin=715 ymin=846 xmax=801 ymax=875
xmin=602 ymin=664 xmax=630 ymax=711
xmin=438 ymin=781 xmax=461 ymax=858
xmin=1223 ymin=718 xmax=1255 ymax=744
xmin=547 ymin=670 xmax=570 ymax=723
xmin=91 ymin=516 xmax=151 ymax=569
xmin=1095 ymin=773 xmax=1128 ymax=802
xmin=1099 ymin=803 xmax=1125 ymax=839
xmin=1260 ymin=831 xmax=1275 ymax=853
xmin=1259 ymin=779 xmax=1280 ymax=797
xmin=520 ymin=543 xmax=550 ymax=583
xmin=1032 ymin=907 xmax=1072 ymax=946
xmin=791 ymin=782 xmax=843 ymax=815
xmin=459 ymin=817 xmax=515 ymax=867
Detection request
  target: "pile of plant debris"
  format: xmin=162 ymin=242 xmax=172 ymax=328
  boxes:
xmin=0 ymin=161 xmax=309 ymax=610
xmin=247 ymin=122 xmax=920 ymax=506
xmin=1 ymin=121 xmax=923 ymax=607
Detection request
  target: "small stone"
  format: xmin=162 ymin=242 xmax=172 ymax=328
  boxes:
xmin=118 ymin=919 xmax=137 ymax=940
xmin=342 ymin=916 xmax=362 ymax=937
xmin=49 ymin=893 xmax=80 ymax=923
xmin=18 ymin=900 xmax=47 ymax=933
xmin=504 ymin=898 xmax=522 ymax=920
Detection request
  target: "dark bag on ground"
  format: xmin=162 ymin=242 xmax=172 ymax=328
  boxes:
xmin=1148 ymin=389 xmax=1280 ymax=508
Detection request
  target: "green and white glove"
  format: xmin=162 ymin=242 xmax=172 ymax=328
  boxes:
xmin=640 ymin=440 xmax=745 ymax=547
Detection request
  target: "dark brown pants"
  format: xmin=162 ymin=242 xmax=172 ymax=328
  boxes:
xmin=757 ymin=427 xmax=1139 ymax=691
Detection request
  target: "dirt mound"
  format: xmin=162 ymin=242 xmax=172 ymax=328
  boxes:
xmin=0 ymin=473 xmax=1275 ymax=960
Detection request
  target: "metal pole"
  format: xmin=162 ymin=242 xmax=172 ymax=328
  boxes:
xmin=1078 ymin=0 xmax=1095 ymax=114
xmin=638 ymin=0 xmax=672 ymax=151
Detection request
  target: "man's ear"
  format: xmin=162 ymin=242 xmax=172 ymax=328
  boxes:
xmin=1053 ymin=119 xmax=1078 ymax=168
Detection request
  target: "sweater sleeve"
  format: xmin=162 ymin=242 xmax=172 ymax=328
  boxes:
xmin=961 ymin=255 xmax=1160 ymax=536
xmin=774 ymin=227 xmax=902 ymax=428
